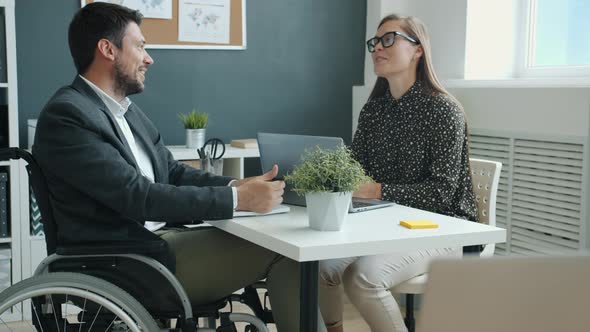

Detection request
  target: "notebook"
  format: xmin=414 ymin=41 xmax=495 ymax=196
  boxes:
xmin=230 ymin=138 xmax=258 ymax=149
xmin=257 ymin=132 xmax=393 ymax=212
xmin=233 ymin=204 xmax=290 ymax=218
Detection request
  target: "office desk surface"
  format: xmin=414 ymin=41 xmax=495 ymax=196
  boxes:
xmin=212 ymin=205 xmax=506 ymax=262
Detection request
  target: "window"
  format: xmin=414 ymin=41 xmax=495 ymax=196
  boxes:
xmin=464 ymin=0 xmax=517 ymax=79
xmin=529 ymin=0 xmax=590 ymax=67
xmin=464 ymin=0 xmax=590 ymax=80
xmin=523 ymin=0 xmax=590 ymax=76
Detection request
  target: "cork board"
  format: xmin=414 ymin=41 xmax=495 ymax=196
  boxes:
xmin=81 ymin=0 xmax=246 ymax=50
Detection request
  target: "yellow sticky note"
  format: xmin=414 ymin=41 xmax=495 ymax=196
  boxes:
xmin=400 ymin=220 xmax=439 ymax=229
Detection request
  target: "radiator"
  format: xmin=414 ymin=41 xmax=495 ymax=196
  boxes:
xmin=469 ymin=129 xmax=587 ymax=255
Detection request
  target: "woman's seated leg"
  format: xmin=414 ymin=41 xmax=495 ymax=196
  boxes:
xmin=319 ymin=257 xmax=357 ymax=331
xmin=342 ymin=248 xmax=458 ymax=332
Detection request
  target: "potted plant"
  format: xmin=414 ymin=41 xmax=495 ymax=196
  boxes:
xmin=285 ymin=145 xmax=370 ymax=231
xmin=179 ymin=109 xmax=208 ymax=148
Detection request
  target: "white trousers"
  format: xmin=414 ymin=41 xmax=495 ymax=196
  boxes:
xmin=319 ymin=247 xmax=460 ymax=332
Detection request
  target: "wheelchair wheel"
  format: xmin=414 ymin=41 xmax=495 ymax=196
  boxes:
xmin=0 ymin=272 xmax=160 ymax=332
xmin=244 ymin=325 xmax=258 ymax=332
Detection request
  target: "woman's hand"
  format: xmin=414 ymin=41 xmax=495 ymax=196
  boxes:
xmin=353 ymin=182 xmax=382 ymax=199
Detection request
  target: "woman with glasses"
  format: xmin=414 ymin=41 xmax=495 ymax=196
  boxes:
xmin=319 ymin=14 xmax=478 ymax=332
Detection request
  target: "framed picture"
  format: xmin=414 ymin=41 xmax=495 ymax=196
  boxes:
xmin=81 ymin=0 xmax=246 ymax=50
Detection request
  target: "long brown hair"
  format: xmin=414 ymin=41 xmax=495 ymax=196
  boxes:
xmin=367 ymin=14 xmax=462 ymax=110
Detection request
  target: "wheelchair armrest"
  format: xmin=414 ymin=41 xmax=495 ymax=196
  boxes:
xmin=55 ymin=240 xmax=167 ymax=256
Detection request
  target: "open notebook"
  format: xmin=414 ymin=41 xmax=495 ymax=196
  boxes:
xmin=233 ymin=204 xmax=291 ymax=218
xmin=185 ymin=205 xmax=291 ymax=228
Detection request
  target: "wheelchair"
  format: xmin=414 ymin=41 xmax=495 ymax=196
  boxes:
xmin=0 ymin=148 xmax=274 ymax=332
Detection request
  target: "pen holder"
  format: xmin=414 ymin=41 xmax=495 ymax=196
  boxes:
xmin=200 ymin=157 xmax=224 ymax=176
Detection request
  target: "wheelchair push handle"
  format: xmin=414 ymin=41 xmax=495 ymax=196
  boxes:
xmin=0 ymin=147 xmax=35 ymax=165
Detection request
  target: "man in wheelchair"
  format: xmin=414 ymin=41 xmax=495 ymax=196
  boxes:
xmin=26 ymin=2 xmax=326 ymax=331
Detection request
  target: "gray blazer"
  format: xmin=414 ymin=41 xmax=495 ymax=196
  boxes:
xmin=33 ymin=76 xmax=234 ymax=248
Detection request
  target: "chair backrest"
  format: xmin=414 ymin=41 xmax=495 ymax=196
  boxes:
xmin=0 ymin=148 xmax=58 ymax=255
xmin=418 ymin=255 xmax=590 ymax=332
xmin=469 ymin=158 xmax=502 ymax=257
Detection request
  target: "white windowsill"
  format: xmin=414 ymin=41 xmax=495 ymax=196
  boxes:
xmin=443 ymin=78 xmax=590 ymax=88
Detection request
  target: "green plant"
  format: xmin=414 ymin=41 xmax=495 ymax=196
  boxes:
xmin=285 ymin=145 xmax=371 ymax=194
xmin=178 ymin=109 xmax=208 ymax=129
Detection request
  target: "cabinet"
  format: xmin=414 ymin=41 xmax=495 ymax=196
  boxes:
xmin=0 ymin=0 xmax=22 ymax=323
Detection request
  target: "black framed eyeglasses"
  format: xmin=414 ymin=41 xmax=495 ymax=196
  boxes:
xmin=366 ymin=31 xmax=420 ymax=53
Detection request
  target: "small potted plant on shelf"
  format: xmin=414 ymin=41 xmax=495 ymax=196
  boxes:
xmin=285 ymin=145 xmax=370 ymax=231
xmin=178 ymin=109 xmax=208 ymax=149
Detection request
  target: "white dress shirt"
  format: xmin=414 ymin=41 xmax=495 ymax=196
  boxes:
xmin=79 ymin=75 xmax=237 ymax=231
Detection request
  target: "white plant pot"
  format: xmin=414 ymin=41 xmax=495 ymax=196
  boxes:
xmin=305 ymin=192 xmax=352 ymax=231
xmin=186 ymin=128 xmax=206 ymax=149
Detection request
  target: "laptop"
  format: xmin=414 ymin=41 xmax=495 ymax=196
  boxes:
xmin=257 ymin=132 xmax=394 ymax=213
xmin=417 ymin=255 xmax=590 ymax=332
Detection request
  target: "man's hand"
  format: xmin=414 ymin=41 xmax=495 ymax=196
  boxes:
xmin=232 ymin=164 xmax=279 ymax=187
xmin=353 ymin=182 xmax=382 ymax=199
xmin=235 ymin=164 xmax=285 ymax=213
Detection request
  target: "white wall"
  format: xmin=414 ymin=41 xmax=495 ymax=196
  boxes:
xmin=451 ymin=87 xmax=590 ymax=137
xmin=411 ymin=0 xmax=467 ymax=79
xmin=464 ymin=0 xmax=518 ymax=79
xmin=353 ymin=0 xmax=414 ymax=134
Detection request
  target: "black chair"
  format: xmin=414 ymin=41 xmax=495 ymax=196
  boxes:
xmin=0 ymin=147 xmax=273 ymax=331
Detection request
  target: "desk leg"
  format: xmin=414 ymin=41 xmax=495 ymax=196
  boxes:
xmin=300 ymin=260 xmax=319 ymax=332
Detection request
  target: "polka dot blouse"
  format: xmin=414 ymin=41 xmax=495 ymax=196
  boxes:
xmin=352 ymin=81 xmax=478 ymax=222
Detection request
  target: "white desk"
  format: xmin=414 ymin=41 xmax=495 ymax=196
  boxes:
xmin=168 ymin=145 xmax=260 ymax=179
xmin=212 ymin=205 xmax=506 ymax=332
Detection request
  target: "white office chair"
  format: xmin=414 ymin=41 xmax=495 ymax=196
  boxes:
xmin=390 ymin=158 xmax=502 ymax=332
xmin=417 ymin=255 xmax=590 ymax=332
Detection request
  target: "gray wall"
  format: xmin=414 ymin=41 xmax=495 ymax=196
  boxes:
xmin=15 ymin=0 xmax=366 ymax=175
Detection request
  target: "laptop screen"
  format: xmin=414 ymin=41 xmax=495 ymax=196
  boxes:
xmin=257 ymin=132 xmax=344 ymax=206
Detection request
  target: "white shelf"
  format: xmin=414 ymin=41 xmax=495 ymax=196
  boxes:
xmin=168 ymin=144 xmax=260 ymax=160
xmin=0 ymin=0 xmax=23 ymax=322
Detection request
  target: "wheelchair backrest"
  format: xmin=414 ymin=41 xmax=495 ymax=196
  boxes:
xmin=0 ymin=148 xmax=58 ymax=255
